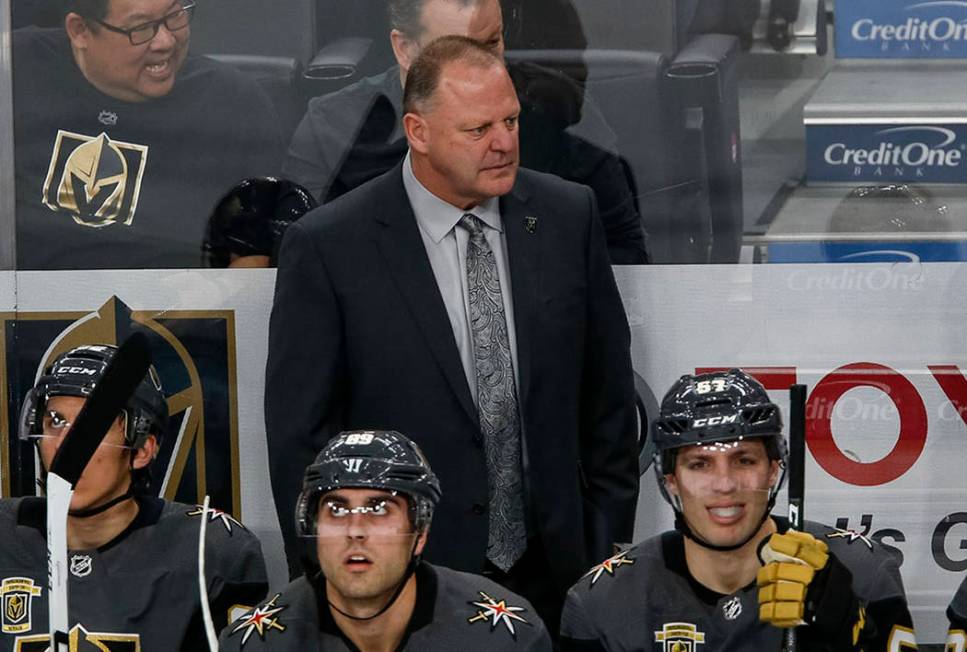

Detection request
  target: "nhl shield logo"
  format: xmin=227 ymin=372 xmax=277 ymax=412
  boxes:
xmin=654 ymin=622 xmax=706 ymax=651
xmin=1 ymin=577 xmax=41 ymax=634
xmin=70 ymin=555 xmax=93 ymax=578
xmin=722 ymin=596 xmax=742 ymax=621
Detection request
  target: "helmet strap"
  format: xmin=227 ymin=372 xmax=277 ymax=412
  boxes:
xmin=326 ymin=535 xmax=422 ymax=622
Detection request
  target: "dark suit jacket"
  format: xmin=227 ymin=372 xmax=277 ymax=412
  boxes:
xmin=265 ymin=163 xmax=639 ymax=589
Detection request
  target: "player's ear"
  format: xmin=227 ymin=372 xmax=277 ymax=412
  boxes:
xmin=65 ymin=12 xmax=93 ymax=48
xmin=768 ymin=459 xmax=780 ymax=488
xmin=414 ymin=527 xmax=429 ymax=557
xmin=664 ymin=473 xmax=680 ymax=497
xmin=132 ymin=435 xmax=158 ymax=471
xmin=403 ymin=112 xmax=430 ymax=155
xmin=390 ymin=29 xmax=418 ymax=73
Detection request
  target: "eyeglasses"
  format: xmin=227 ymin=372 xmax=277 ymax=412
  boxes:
xmin=92 ymin=2 xmax=195 ymax=46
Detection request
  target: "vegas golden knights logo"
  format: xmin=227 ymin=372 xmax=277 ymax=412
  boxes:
xmin=42 ymin=130 xmax=148 ymax=228
xmin=14 ymin=624 xmax=140 ymax=651
xmin=1 ymin=577 xmax=41 ymax=634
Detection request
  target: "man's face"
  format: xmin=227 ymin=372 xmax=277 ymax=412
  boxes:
xmin=316 ymin=489 xmax=426 ymax=607
xmin=407 ymin=60 xmax=520 ymax=208
xmin=665 ymin=439 xmax=779 ymax=549
xmin=37 ymin=395 xmax=134 ymax=512
xmin=395 ymin=0 xmax=505 ymax=72
xmin=68 ymin=0 xmax=191 ymax=102
xmin=418 ymin=0 xmax=504 ymax=58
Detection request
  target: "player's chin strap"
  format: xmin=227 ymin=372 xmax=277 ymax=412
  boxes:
xmin=67 ymin=489 xmax=135 ymax=518
xmin=35 ymin=444 xmax=138 ymax=518
xmin=325 ymin=537 xmax=422 ymax=622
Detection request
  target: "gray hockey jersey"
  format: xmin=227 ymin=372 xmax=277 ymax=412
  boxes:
xmin=219 ymin=561 xmax=552 ymax=651
xmin=0 ymin=496 xmax=267 ymax=651
xmin=561 ymin=518 xmax=916 ymax=651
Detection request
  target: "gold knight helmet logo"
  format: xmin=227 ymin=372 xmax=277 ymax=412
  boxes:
xmin=42 ymin=130 xmax=148 ymax=228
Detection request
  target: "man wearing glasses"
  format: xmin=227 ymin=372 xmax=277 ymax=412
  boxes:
xmin=12 ymin=0 xmax=283 ymax=269
xmin=0 ymin=344 xmax=268 ymax=649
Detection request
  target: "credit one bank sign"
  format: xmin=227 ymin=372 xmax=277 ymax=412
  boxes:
xmin=836 ymin=0 xmax=967 ymax=58
xmin=806 ymin=123 xmax=967 ymax=183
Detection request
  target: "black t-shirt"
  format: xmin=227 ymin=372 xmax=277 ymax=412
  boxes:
xmin=12 ymin=27 xmax=283 ymax=269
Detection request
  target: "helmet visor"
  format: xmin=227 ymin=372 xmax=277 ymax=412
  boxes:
xmin=297 ymin=487 xmax=418 ymax=538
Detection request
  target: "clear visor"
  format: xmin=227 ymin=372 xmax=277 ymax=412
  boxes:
xmin=23 ymin=400 xmax=132 ymax=451
xmin=664 ymin=441 xmax=780 ymax=500
xmin=298 ymin=489 xmax=418 ymax=539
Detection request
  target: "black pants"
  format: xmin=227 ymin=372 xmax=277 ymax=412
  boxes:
xmin=483 ymin=537 xmax=565 ymax=644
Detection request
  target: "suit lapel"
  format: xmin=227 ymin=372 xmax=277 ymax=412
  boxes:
xmin=374 ymin=168 xmax=478 ymax=424
xmin=501 ymin=179 xmax=540 ymax=411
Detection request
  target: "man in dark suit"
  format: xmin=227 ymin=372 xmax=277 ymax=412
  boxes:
xmin=265 ymin=35 xmax=639 ymax=632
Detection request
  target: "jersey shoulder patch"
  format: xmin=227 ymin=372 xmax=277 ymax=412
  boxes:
xmin=467 ymin=590 xmax=534 ymax=640
xmin=227 ymin=593 xmax=288 ymax=647
xmin=582 ymin=549 xmax=636 ymax=588
xmin=185 ymin=504 xmax=247 ymax=535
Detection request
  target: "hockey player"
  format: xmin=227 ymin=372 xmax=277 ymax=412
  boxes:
xmin=219 ymin=430 xmax=552 ymax=651
xmin=0 ymin=344 xmax=267 ymax=650
xmin=560 ymin=369 xmax=916 ymax=651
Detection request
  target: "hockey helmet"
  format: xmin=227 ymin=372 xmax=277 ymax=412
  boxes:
xmin=296 ymin=430 xmax=442 ymax=539
xmin=19 ymin=344 xmax=168 ymax=450
xmin=651 ymin=369 xmax=786 ymax=504
xmin=202 ymin=177 xmax=317 ymax=267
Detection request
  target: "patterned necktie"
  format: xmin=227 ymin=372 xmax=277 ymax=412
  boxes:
xmin=460 ymin=213 xmax=527 ymax=572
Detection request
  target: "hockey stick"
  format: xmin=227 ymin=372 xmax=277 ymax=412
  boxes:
xmin=46 ymin=333 xmax=152 ymax=652
xmin=197 ymin=495 xmax=219 ymax=651
xmin=783 ymin=383 xmax=808 ymax=652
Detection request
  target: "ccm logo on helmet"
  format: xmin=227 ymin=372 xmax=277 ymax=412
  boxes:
xmin=55 ymin=366 xmax=97 ymax=375
xmin=692 ymin=415 xmax=738 ymax=428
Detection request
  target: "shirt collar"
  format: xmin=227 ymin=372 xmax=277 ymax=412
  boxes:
xmin=402 ymin=152 xmax=502 ymax=244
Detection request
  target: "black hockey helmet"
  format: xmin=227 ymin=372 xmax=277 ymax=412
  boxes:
xmin=651 ymin=369 xmax=787 ymax=552
xmin=19 ymin=344 xmax=168 ymax=450
xmin=202 ymin=177 xmax=317 ymax=267
xmin=296 ymin=430 xmax=442 ymax=539
xmin=651 ymin=369 xmax=786 ymax=503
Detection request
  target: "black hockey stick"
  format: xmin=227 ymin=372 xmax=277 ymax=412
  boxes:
xmin=783 ymin=383 xmax=808 ymax=652
xmin=46 ymin=332 xmax=152 ymax=652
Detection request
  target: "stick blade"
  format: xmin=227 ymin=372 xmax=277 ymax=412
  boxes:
xmin=48 ymin=332 xmax=152 ymax=486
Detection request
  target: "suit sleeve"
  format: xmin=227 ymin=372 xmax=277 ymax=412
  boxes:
xmin=579 ymin=186 xmax=640 ymax=550
xmin=582 ymin=150 xmax=650 ymax=265
xmin=265 ymin=220 xmax=346 ymax=577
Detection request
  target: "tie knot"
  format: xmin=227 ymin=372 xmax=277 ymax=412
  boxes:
xmin=460 ymin=213 xmax=485 ymax=238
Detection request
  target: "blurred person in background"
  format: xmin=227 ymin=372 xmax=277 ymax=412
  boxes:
xmin=13 ymin=0 xmax=283 ymax=269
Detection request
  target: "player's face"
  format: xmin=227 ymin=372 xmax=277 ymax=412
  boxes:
xmin=417 ymin=0 xmax=505 ymax=60
xmin=68 ymin=0 xmax=191 ymax=102
xmin=666 ymin=439 xmax=779 ymax=548
xmin=37 ymin=395 xmax=133 ymax=512
xmin=406 ymin=60 xmax=520 ymax=209
xmin=316 ymin=489 xmax=427 ymax=611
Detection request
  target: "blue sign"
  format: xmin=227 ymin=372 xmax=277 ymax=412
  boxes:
xmin=836 ymin=0 xmax=967 ymax=58
xmin=807 ymin=123 xmax=967 ymax=183
xmin=768 ymin=240 xmax=967 ymax=263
